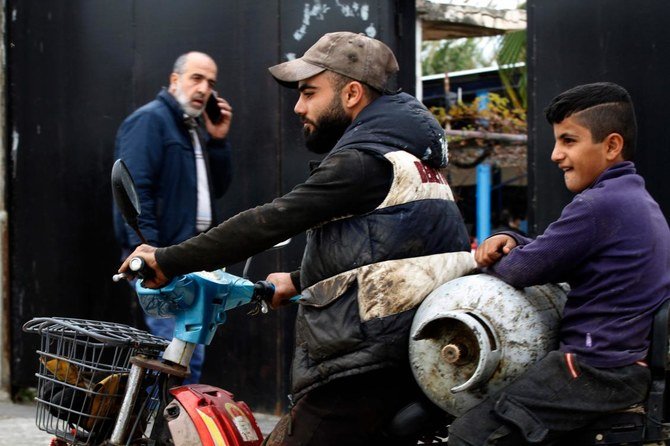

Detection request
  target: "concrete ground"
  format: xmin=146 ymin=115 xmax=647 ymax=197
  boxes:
xmin=0 ymin=400 xmax=51 ymax=446
xmin=0 ymin=399 xmax=279 ymax=445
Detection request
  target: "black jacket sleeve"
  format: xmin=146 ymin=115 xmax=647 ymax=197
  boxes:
xmin=155 ymin=149 xmax=393 ymax=277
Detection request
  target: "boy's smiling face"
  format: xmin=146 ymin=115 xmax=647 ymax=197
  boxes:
xmin=550 ymin=115 xmax=624 ymax=193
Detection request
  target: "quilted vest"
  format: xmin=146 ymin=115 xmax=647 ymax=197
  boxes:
xmin=292 ymin=146 xmax=474 ymax=398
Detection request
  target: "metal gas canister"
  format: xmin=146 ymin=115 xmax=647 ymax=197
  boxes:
xmin=409 ymin=274 xmax=568 ymax=416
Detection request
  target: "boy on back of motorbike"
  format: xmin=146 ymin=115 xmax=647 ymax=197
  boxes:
xmin=455 ymin=82 xmax=670 ymax=445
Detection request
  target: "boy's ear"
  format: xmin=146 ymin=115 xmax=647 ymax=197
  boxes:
xmin=604 ymin=132 xmax=625 ymax=161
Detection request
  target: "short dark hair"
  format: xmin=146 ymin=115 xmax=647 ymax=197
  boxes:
xmin=544 ymin=82 xmax=637 ymax=160
xmin=327 ymin=71 xmax=381 ymax=102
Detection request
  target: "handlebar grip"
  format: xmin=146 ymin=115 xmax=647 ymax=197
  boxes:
xmin=128 ymin=256 xmax=155 ymax=279
xmin=253 ymin=280 xmax=276 ymax=303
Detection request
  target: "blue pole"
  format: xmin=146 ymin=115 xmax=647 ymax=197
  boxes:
xmin=476 ymin=163 xmax=491 ymax=245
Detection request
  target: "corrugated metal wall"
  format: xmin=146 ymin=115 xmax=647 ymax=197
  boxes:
xmin=527 ymin=0 xmax=670 ymax=234
xmin=7 ymin=0 xmax=415 ymax=413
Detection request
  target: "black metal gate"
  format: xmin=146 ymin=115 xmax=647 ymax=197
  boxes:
xmin=527 ymin=0 xmax=670 ymax=233
xmin=7 ymin=0 xmax=415 ymax=413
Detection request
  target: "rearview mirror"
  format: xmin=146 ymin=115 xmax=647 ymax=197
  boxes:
xmin=271 ymin=239 xmax=291 ymax=249
xmin=242 ymin=239 xmax=292 ymax=279
xmin=111 ymin=159 xmax=146 ymax=244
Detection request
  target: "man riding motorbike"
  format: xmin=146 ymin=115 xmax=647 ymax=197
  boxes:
xmin=119 ymin=31 xmax=474 ymax=445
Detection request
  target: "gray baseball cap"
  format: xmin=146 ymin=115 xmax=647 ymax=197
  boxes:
xmin=268 ymin=32 xmax=399 ymax=92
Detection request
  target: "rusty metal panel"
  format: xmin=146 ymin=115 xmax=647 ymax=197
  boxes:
xmin=8 ymin=0 xmax=414 ymax=413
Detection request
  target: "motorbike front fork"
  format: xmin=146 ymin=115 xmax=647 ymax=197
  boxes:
xmin=108 ymin=355 xmax=187 ymax=445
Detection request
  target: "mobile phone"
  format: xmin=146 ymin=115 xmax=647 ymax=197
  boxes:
xmin=205 ymin=92 xmax=223 ymax=124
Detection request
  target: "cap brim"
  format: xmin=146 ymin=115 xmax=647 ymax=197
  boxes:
xmin=268 ymin=58 xmax=326 ymax=89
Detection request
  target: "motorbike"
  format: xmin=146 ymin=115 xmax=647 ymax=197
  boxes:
xmin=23 ymin=159 xmax=670 ymax=445
xmin=23 ymin=160 xmax=278 ymax=446
xmin=23 ymin=270 xmax=275 ymax=446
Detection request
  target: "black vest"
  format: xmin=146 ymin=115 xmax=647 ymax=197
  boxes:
xmin=292 ymin=146 xmax=473 ymax=398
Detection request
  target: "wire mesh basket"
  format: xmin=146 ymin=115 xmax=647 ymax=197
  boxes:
xmin=23 ymin=317 xmax=170 ymax=445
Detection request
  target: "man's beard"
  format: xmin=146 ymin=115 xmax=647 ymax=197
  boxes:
xmin=174 ymin=82 xmax=204 ymax=118
xmin=303 ymin=98 xmax=351 ymax=154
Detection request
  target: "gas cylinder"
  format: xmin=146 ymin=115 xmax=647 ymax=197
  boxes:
xmin=409 ymin=274 xmax=567 ymax=416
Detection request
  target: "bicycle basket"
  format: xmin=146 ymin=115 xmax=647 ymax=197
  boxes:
xmin=23 ymin=317 xmax=169 ymax=445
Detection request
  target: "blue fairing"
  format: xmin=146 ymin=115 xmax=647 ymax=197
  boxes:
xmin=135 ymin=270 xmax=255 ymax=345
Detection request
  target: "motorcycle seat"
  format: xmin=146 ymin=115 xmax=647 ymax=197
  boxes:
xmin=384 ymin=396 xmax=450 ymax=440
xmin=564 ymin=298 xmax=670 ymax=445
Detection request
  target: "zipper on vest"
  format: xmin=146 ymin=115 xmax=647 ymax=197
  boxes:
xmin=287 ymin=393 xmax=295 ymax=435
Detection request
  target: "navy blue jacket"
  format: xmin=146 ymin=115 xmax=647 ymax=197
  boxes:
xmin=113 ymin=89 xmax=232 ymax=249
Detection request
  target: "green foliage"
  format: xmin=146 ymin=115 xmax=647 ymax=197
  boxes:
xmin=496 ymin=30 xmax=527 ymax=109
xmin=434 ymin=93 xmax=526 ymax=135
xmin=495 ymin=1 xmax=527 ymax=108
xmin=421 ymin=38 xmax=493 ymax=75
xmin=431 ymin=93 xmax=527 ymax=168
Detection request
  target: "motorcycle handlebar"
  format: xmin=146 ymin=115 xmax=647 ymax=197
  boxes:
xmin=128 ymin=256 xmax=155 ymax=280
xmin=253 ymin=280 xmax=275 ymax=303
xmin=111 ymin=256 xmax=153 ymax=282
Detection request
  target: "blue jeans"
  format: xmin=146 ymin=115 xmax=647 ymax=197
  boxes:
xmin=144 ymin=315 xmax=205 ymax=385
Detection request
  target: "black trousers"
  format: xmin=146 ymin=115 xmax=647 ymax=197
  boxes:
xmin=448 ymin=351 xmax=651 ymax=446
xmin=264 ymin=368 xmax=423 ymax=446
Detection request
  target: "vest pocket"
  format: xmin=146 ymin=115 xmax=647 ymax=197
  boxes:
xmin=298 ymin=282 xmax=364 ymax=362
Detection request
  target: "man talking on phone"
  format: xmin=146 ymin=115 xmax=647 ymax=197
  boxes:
xmin=112 ymin=51 xmax=234 ymax=384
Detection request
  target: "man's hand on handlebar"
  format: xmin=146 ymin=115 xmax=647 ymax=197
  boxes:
xmin=474 ymin=234 xmax=518 ymax=268
xmin=118 ymin=244 xmax=169 ymax=289
xmin=265 ymin=272 xmax=298 ymax=309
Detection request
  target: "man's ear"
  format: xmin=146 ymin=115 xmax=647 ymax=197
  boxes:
xmin=168 ymin=73 xmax=179 ymax=93
xmin=604 ymin=132 xmax=625 ymax=161
xmin=342 ymin=81 xmax=365 ymax=109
